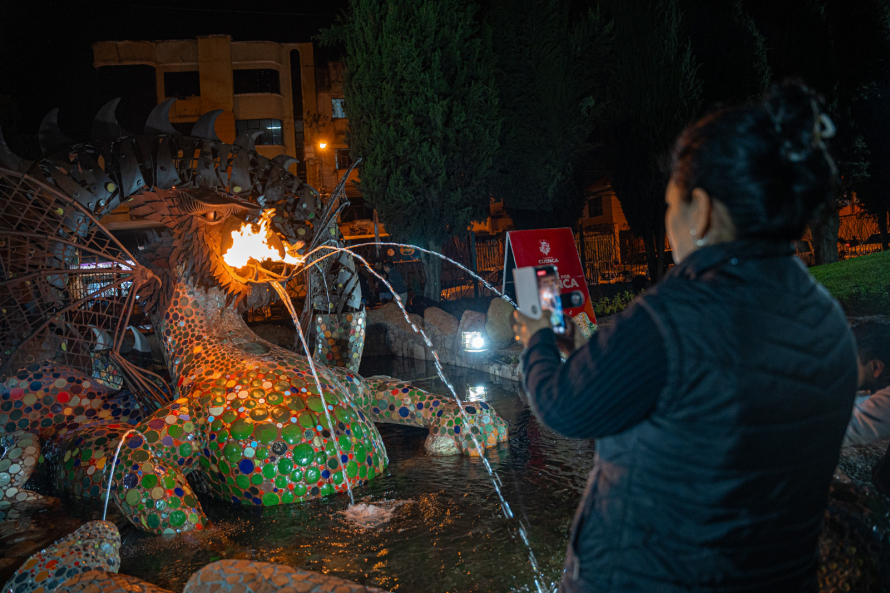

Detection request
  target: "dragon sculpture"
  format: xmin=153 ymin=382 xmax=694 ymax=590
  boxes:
xmin=0 ymin=99 xmax=508 ymax=533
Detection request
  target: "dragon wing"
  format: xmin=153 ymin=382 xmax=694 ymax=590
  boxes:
xmin=0 ymin=167 xmax=171 ymax=411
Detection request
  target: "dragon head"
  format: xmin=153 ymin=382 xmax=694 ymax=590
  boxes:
xmin=130 ymin=187 xmax=306 ymax=311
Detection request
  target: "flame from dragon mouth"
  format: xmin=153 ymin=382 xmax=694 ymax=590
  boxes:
xmin=222 ymin=209 xmax=304 ymax=269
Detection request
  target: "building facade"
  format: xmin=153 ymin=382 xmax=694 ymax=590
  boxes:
xmin=93 ymin=35 xmax=346 ymax=190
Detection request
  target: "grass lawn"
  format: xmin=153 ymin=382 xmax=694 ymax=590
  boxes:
xmin=809 ymin=250 xmax=890 ymax=316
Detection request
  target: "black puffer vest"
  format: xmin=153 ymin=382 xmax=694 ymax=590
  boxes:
xmin=561 ymin=239 xmax=858 ymax=593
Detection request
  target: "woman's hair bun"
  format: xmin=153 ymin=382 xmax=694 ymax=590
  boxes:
xmin=763 ymin=81 xmax=837 ymax=164
xmin=671 ymin=79 xmax=838 ymax=241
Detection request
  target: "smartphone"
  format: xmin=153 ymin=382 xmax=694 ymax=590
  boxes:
xmin=513 ymin=265 xmax=567 ymax=334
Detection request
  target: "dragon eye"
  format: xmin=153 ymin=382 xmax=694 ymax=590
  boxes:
xmin=201 ymin=211 xmax=222 ymax=222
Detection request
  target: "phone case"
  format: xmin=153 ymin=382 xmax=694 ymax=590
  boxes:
xmin=513 ymin=266 xmax=543 ymax=319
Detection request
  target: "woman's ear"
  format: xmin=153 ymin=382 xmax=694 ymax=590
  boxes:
xmin=689 ymin=187 xmax=712 ymax=237
xmin=873 ymin=359 xmax=886 ymax=380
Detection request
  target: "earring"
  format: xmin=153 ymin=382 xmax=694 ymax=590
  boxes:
xmin=695 ymin=234 xmax=710 ymax=247
xmin=690 ymin=229 xmax=697 ymax=237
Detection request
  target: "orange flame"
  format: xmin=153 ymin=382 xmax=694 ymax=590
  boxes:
xmin=223 ymin=210 xmax=304 ymax=269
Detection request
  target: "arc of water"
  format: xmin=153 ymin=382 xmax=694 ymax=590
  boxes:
xmin=242 ymin=239 xmax=559 ymax=590
xmin=269 ymin=280 xmax=356 ymax=507
xmin=260 ymin=240 xmax=516 ymax=311
xmin=103 ymin=428 xmax=138 ymax=521
xmin=303 ymin=245 xmax=549 ymax=592
xmin=343 ymin=241 xmax=517 ymax=308
xmin=316 ymin=358 xmax=390 ymax=467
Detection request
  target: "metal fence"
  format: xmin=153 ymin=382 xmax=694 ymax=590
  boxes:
xmin=838 ymin=213 xmax=885 ymax=259
xmin=347 ymin=226 xmax=658 ymax=302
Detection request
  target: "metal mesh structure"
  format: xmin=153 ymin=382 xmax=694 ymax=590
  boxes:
xmin=0 ymin=168 xmax=170 ymax=410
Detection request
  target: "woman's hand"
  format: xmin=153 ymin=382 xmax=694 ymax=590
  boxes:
xmin=512 ymin=309 xmax=553 ymax=348
xmin=512 ymin=310 xmax=588 ymax=356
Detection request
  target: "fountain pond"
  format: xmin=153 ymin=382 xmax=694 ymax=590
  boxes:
xmin=1 ymin=358 xmax=588 ymax=592
xmin=2 ymin=356 xmax=890 ymax=592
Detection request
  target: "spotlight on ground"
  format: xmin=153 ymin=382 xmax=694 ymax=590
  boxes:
xmin=462 ymin=331 xmax=487 ymax=352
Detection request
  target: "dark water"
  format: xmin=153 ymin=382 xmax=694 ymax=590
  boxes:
xmin=3 ymin=357 xmax=890 ymax=592
xmin=2 ymin=358 xmax=592 ymax=592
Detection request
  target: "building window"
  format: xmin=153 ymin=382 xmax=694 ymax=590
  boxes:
xmin=164 ymin=71 xmax=200 ymax=99
xmin=331 ymin=98 xmax=346 ymax=119
xmin=235 ymin=119 xmax=284 ymax=146
xmin=336 ymin=148 xmax=352 ymax=170
xmin=233 ymin=69 xmax=281 ymax=95
xmin=587 ymin=196 xmax=604 ymax=218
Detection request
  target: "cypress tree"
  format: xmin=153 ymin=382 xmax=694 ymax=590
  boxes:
xmin=677 ymin=0 xmax=771 ymax=108
xmin=320 ymin=0 xmax=500 ymax=300
xmin=853 ymin=83 xmax=890 ymax=251
xmin=487 ymin=0 xmax=611 ymax=230
xmin=599 ymin=0 xmax=703 ymax=280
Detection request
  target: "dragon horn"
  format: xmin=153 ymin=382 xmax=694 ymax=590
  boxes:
xmin=144 ymin=98 xmax=179 ymax=136
xmin=92 ymin=98 xmax=130 ymax=140
xmin=38 ymin=109 xmax=74 ymax=156
xmin=190 ymin=110 xmax=223 ymax=141
xmin=0 ymin=124 xmax=26 ymax=171
xmin=271 ymin=154 xmax=298 ymax=170
xmin=234 ymin=130 xmax=263 ymax=152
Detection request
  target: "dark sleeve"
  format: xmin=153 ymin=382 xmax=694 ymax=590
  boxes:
xmin=521 ymin=303 xmax=668 ymax=439
xmin=390 ymin=270 xmax=407 ymax=292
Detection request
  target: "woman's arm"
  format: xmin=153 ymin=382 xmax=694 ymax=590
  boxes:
xmin=521 ymin=303 xmax=668 ymax=439
xmin=844 ymin=386 xmax=890 ymax=445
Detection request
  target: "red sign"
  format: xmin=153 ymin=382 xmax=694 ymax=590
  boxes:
xmin=503 ymin=228 xmax=596 ymax=324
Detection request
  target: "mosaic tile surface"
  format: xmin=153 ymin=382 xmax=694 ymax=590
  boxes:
xmin=83 ymin=282 xmax=509 ymax=534
xmin=572 ymin=312 xmax=597 ymax=340
xmin=0 ymin=431 xmax=57 ymax=521
xmin=362 ymin=377 xmax=508 ymax=456
xmin=57 ymin=570 xmax=174 ymax=593
xmin=1 ymin=521 xmax=119 ymax=593
xmin=0 ymin=361 xmax=140 ymax=442
xmin=0 ymin=363 xmax=142 ymax=515
xmin=182 ymin=559 xmax=388 ymax=593
xmin=314 ymin=311 xmax=366 ymax=373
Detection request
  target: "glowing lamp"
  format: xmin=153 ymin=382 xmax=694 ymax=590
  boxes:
xmin=462 ymin=331 xmax=487 ymax=352
xmin=319 ymin=142 xmax=328 ymax=149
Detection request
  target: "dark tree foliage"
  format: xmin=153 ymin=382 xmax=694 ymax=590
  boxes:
xmin=677 ymin=0 xmax=771 ymax=109
xmin=599 ymin=0 xmax=702 ymax=280
xmin=743 ymin=0 xmax=890 ymax=262
xmin=319 ymin=0 xmax=500 ymax=300
xmin=487 ymin=0 xmax=611 ymax=230
xmin=853 ymin=82 xmax=890 ymax=251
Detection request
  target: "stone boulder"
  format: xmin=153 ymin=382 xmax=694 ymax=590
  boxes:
xmin=365 ymin=302 xmax=427 ymax=360
xmin=457 ymin=310 xmax=488 ymax=350
xmin=423 ymin=307 xmax=460 ymax=364
xmin=484 ymin=297 xmax=517 ymax=348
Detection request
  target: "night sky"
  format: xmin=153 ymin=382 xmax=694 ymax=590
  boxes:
xmin=0 ymin=0 xmax=348 ymax=155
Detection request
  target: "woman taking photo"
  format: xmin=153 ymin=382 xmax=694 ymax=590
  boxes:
xmin=513 ymin=82 xmax=858 ymax=592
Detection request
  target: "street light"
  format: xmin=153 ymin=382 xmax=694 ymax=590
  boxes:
xmin=319 ymin=142 xmax=327 ymax=149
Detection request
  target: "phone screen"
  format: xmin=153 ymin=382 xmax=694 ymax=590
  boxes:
xmin=536 ymin=266 xmax=566 ymax=334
